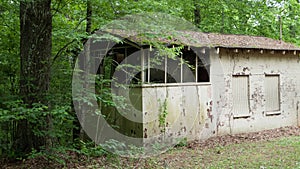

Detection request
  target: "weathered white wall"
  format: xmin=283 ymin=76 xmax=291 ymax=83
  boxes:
xmin=214 ymin=48 xmax=300 ymax=135
xmin=142 ymin=83 xmax=212 ymax=143
xmin=118 ymin=48 xmax=300 ymax=144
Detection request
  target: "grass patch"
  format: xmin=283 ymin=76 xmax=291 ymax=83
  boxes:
xmin=141 ymin=136 xmax=300 ymax=169
xmin=4 ymin=136 xmax=300 ymax=168
xmin=78 ymin=136 xmax=300 ymax=168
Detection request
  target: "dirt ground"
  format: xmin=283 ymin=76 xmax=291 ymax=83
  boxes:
xmin=2 ymin=126 xmax=300 ymax=169
xmin=187 ymin=126 xmax=300 ymax=149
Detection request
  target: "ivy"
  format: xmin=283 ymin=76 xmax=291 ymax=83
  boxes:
xmin=158 ymin=98 xmax=168 ymax=132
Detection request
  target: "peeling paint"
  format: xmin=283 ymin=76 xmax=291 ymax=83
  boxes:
xmin=103 ymin=48 xmax=300 ymax=144
xmin=216 ymin=49 xmax=299 ymax=135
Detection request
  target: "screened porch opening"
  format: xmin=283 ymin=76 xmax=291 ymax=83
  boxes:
xmin=98 ymin=43 xmax=210 ymax=86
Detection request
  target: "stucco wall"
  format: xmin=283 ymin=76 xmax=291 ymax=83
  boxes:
xmin=102 ymin=47 xmax=300 ymax=144
xmin=142 ymin=83 xmax=212 ymax=143
xmin=214 ymin=48 xmax=300 ymax=135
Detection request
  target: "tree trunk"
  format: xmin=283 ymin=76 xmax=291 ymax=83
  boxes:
xmin=15 ymin=0 xmax=52 ymax=155
xmin=73 ymin=0 xmax=93 ymax=142
xmin=194 ymin=1 xmax=201 ymax=27
xmin=86 ymin=0 xmax=92 ymax=34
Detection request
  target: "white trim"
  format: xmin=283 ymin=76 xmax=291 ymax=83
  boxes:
xmin=260 ymin=50 xmax=263 ymax=54
xmin=125 ymin=48 xmax=128 ymax=82
xmin=180 ymin=53 xmax=183 ymax=83
xmin=265 ymin=111 xmax=281 ymax=116
xmin=141 ymin=82 xmax=211 ymax=88
xmin=233 ymin=114 xmax=251 ymax=119
xmin=195 ymin=55 xmax=198 ymax=83
xmin=147 ymin=50 xmax=150 ymax=83
xmin=164 ymin=55 xmax=167 ymax=84
xmin=216 ymin=48 xmax=220 ymax=54
xmin=141 ymin=48 xmax=145 ymax=82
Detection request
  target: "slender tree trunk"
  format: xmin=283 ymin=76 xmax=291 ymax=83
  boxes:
xmin=194 ymin=1 xmax=201 ymax=27
xmin=221 ymin=9 xmax=225 ymax=33
xmin=288 ymin=5 xmax=296 ymax=39
xmin=279 ymin=15 xmax=282 ymax=40
xmin=73 ymin=0 xmax=93 ymax=142
xmin=86 ymin=0 xmax=92 ymax=34
xmin=14 ymin=0 xmax=52 ymax=155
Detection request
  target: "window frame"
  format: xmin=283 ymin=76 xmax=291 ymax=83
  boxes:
xmin=142 ymin=46 xmax=210 ymax=85
xmin=100 ymin=44 xmax=211 ymax=86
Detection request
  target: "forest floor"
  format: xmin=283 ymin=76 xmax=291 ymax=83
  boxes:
xmin=3 ymin=126 xmax=300 ymax=169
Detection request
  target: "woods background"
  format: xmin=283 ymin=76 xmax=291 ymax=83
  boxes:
xmin=0 ymin=0 xmax=299 ymax=162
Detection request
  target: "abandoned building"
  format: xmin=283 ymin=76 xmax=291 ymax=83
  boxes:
xmin=84 ymin=30 xmax=300 ymax=145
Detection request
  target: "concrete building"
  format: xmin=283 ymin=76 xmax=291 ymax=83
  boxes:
xmin=95 ymin=30 xmax=300 ymax=144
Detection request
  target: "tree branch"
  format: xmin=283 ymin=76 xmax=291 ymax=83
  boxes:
xmin=51 ymin=39 xmax=77 ymax=66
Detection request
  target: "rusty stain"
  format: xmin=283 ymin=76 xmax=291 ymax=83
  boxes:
xmin=144 ymin=128 xmax=148 ymax=138
xmin=243 ymin=67 xmax=249 ymax=72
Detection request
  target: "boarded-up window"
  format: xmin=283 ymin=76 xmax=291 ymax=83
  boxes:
xmin=265 ymin=75 xmax=280 ymax=112
xmin=232 ymin=75 xmax=250 ymax=117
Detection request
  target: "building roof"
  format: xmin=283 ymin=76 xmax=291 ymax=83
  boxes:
xmin=104 ymin=29 xmax=300 ymax=51
xmin=195 ymin=32 xmax=300 ymax=51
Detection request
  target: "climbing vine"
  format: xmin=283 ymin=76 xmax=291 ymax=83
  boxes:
xmin=158 ymin=98 xmax=168 ymax=132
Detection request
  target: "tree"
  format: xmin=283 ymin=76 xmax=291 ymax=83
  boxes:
xmin=194 ymin=0 xmax=201 ymax=27
xmin=14 ymin=0 xmax=52 ymax=155
xmin=73 ymin=0 xmax=93 ymax=142
xmin=0 ymin=0 xmax=298 ymax=161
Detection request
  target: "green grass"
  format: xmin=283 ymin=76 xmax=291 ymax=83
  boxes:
xmin=154 ymin=136 xmax=300 ymax=169
xmin=97 ymin=136 xmax=300 ymax=169
xmin=5 ymin=136 xmax=300 ymax=169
